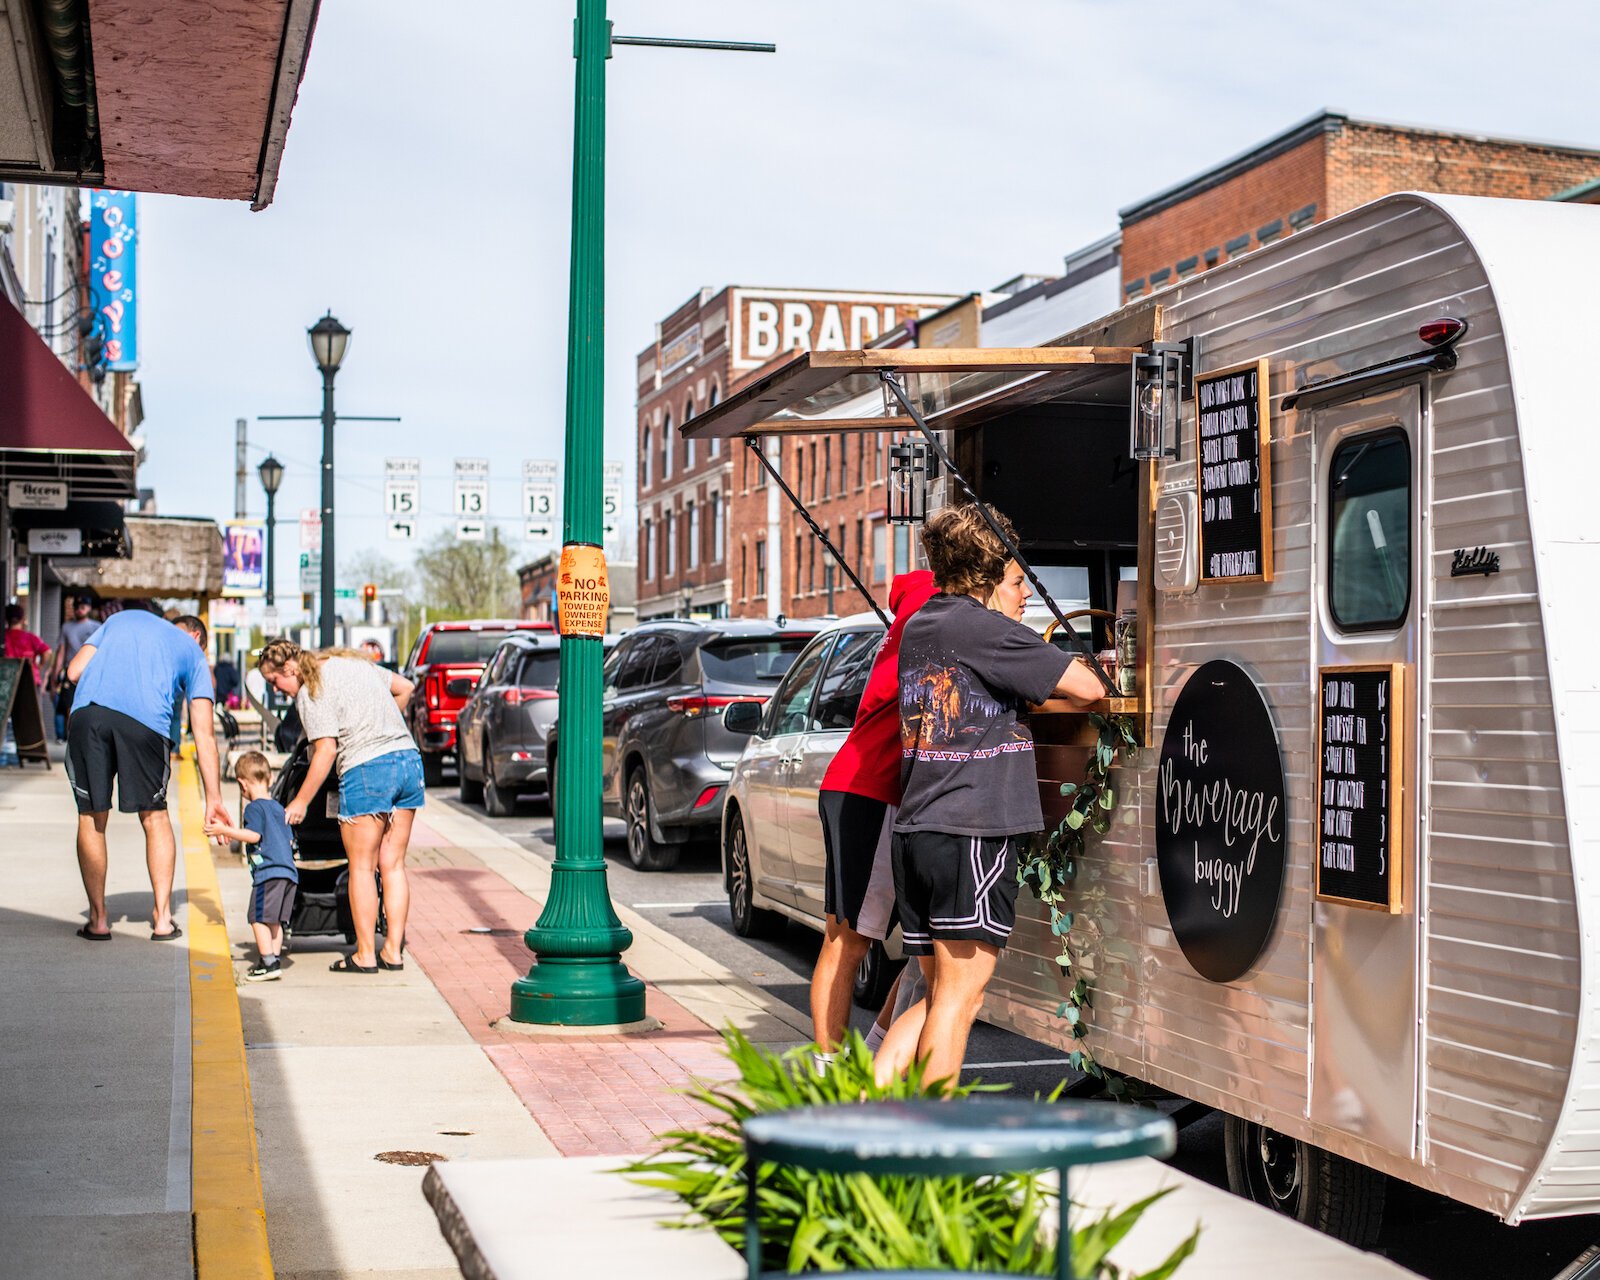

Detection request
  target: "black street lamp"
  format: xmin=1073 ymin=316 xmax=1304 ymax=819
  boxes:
xmin=308 ymin=313 xmax=350 ymax=646
xmin=258 ymin=454 xmax=284 ymax=609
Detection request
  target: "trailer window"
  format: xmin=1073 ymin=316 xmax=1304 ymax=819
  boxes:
xmin=1328 ymin=429 xmax=1411 ymax=632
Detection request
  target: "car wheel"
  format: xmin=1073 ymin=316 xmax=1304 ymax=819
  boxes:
xmin=726 ymin=811 xmax=782 ymax=939
xmin=422 ymin=752 xmax=445 ymax=788
xmin=625 ymin=768 xmax=679 ymax=872
xmin=483 ymin=753 xmax=515 ymax=818
xmin=457 ymin=742 xmax=484 ymax=805
xmin=852 ymin=938 xmax=900 ymax=1011
xmin=1223 ymin=1114 xmax=1386 ymax=1247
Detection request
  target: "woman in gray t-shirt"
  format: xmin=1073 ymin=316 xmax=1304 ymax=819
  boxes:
xmin=258 ymin=639 xmax=424 ymax=974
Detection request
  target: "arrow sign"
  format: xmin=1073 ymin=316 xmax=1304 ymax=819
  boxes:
xmin=387 ymin=519 xmax=416 ymax=542
xmin=457 ymin=521 xmax=487 ymax=542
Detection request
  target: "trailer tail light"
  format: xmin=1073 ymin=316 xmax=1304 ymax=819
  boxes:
xmin=691 ymin=785 xmax=722 ymax=810
xmin=502 ymin=688 xmax=557 ymax=706
xmin=665 ymin=695 xmax=766 ymax=718
xmin=1418 ymin=317 xmax=1466 ymax=348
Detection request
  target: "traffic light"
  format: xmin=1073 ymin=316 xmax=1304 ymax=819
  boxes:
xmin=362 ymin=583 xmax=377 ymax=606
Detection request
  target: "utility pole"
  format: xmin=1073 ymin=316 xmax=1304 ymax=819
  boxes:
xmin=509 ymin=1 xmax=772 ymax=1026
xmin=234 ymin=418 xmax=248 ymax=518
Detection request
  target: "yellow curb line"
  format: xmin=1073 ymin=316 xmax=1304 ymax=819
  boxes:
xmin=178 ymin=755 xmax=274 ymax=1279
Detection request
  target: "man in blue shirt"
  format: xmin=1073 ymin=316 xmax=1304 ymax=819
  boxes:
xmin=66 ymin=609 xmax=229 ymax=941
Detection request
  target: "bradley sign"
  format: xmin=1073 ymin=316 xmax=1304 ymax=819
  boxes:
xmin=7 ymin=481 xmax=68 ymax=510
xmin=728 ymin=289 xmax=957 ymax=371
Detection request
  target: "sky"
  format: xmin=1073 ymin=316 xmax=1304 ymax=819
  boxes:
xmin=133 ymin=0 xmax=1600 ymax=612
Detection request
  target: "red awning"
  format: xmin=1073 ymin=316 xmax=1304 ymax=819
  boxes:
xmin=0 ymin=299 xmax=137 ymax=502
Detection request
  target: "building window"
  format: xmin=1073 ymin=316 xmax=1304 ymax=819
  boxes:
xmin=808 ymin=536 xmax=816 ymax=593
xmin=839 ymin=433 xmax=848 ymax=493
xmin=822 ymin=438 xmax=831 ymax=499
xmin=794 ymin=534 xmax=803 ymax=596
xmin=1175 ymin=255 xmax=1199 ymax=279
xmin=894 ymin=524 xmax=911 ymax=575
xmin=687 ymin=500 xmax=700 ymax=569
xmin=794 ymin=441 xmax=805 ymax=497
xmin=709 ymin=383 xmax=721 ymax=457
xmin=1224 ymin=234 xmax=1251 ymax=258
xmin=666 ymin=509 xmax=677 ymax=576
xmin=1329 ymin=428 xmax=1411 ymax=632
xmin=857 ymin=434 xmax=866 ymax=489
xmin=755 ymin=540 xmax=767 ymax=596
xmin=642 ymin=425 xmax=652 ymax=488
xmin=643 ymin=518 xmax=654 ymax=580
xmin=872 ymin=523 xmax=887 ymax=584
xmin=663 ymin=411 xmax=674 ymax=480
xmin=740 ymin=544 xmax=747 ymax=599
xmin=1256 ymin=218 xmax=1284 ymax=245
xmin=711 ymin=491 xmax=724 ymax=563
xmin=855 ymin=518 xmax=864 ymax=580
xmin=810 ymin=443 xmax=818 ymax=501
xmin=757 ymin=441 xmax=768 ymax=487
xmin=684 ymin=397 xmax=696 ymax=469
xmin=875 ymin=432 xmax=884 ymax=482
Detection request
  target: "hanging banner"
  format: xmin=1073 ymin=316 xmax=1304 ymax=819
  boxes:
xmin=523 ymin=459 xmax=557 ymax=541
xmin=88 ymin=191 xmax=138 ymax=370
xmin=556 ymin=545 xmax=609 ymax=637
xmin=222 ymin=520 xmax=267 ymax=597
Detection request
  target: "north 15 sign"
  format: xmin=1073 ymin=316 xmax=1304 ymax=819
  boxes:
xmin=89 ymin=191 xmax=138 ymax=371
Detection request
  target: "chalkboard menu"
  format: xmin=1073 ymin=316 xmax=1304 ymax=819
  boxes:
xmin=1316 ymin=664 xmax=1406 ymax=912
xmin=0 ymin=657 xmax=48 ymax=765
xmin=1195 ymin=358 xmax=1273 ymax=584
xmin=1155 ymin=659 xmax=1287 ymax=983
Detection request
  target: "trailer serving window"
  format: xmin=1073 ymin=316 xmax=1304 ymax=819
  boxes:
xmin=1328 ymin=428 xmax=1411 ymax=632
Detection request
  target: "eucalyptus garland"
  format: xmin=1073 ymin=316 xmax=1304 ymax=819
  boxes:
xmin=1017 ymin=711 xmax=1140 ymax=1095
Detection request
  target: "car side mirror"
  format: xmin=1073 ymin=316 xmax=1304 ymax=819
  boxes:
xmin=446 ymin=676 xmax=476 ymax=698
xmin=723 ymin=700 xmax=762 ymax=735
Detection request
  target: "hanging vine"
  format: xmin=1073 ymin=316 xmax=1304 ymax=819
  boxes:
xmin=1016 ymin=711 xmax=1140 ymax=1096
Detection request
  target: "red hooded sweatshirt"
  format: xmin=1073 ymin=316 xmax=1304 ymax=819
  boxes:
xmin=820 ymin=569 xmax=939 ymax=806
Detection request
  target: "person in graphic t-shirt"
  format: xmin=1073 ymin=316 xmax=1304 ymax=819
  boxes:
xmin=880 ymin=504 xmax=1104 ymax=1090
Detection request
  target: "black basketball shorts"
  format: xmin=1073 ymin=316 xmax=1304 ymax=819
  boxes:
xmin=818 ymin=791 xmax=896 ymax=940
xmin=66 ymin=704 xmax=172 ymax=814
xmin=891 ymin=830 xmax=1020 ymax=956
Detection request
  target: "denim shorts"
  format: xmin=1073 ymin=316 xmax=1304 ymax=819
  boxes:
xmin=339 ymin=749 xmax=426 ymax=821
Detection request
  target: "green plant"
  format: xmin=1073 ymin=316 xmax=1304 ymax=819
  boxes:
xmin=1017 ymin=713 xmax=1140 ymax=1093
xmin=624 ymin=1026 xmax=1197 ymax=1278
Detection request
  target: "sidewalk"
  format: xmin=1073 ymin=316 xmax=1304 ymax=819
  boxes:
xmin=0 ymin=755 xmax=1415 ymax=1280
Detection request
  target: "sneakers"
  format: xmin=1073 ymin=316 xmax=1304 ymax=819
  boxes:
xmin=246 ymin=959 xmax=282 ymax=982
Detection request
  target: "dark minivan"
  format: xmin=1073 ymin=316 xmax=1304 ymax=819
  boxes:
xmin=547 ymin=618 xmax=817 ymax=871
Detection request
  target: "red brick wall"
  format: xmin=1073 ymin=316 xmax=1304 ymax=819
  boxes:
xmin=1120 ymin=134 xmax=1326 ymax=291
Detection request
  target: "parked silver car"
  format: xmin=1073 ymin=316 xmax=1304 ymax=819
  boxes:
xmin=719 ymin=613 xmax=904 ymax=1006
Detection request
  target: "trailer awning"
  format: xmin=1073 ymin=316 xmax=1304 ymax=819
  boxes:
xmin=678 ymin=346 xmax=1139 ymax=441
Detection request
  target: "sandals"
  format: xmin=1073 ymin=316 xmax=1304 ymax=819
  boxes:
xmin=376 ymin=956 xmax=404 ymax=971
xmin=75 ymin=925 xmax=112 ymax=942
xmin=150 ymin=925 xmax=183 ymax=942
xmin=329 ymin=957 xmax=379 ymax=974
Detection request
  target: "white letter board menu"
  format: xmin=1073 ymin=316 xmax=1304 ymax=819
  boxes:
xmin=1316 ymin=664 xmax=1406 ymax=912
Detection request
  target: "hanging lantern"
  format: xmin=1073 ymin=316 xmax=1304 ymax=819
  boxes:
xmin=1130 ymin=347 xmax=1185 ymax=461
xmin=888 ymin=439 xmax=931 ymax=525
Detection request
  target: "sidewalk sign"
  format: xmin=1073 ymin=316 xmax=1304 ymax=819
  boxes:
xmin=0 ymin=658 xmax=49 ymax=767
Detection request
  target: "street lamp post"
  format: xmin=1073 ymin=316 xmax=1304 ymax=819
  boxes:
xmin=509 ymin=1 xmax=772 ymax=1026
xmin=307 ymin=313 xmax=350 ymax=648
xmin=258 ymin=454 xmax=284 ymax=607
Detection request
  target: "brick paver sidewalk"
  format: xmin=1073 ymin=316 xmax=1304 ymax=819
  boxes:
xmin=401 ymin=820 xmax=729 ymax=1157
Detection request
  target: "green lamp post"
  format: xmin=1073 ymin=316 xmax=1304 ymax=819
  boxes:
xmin=509 ymin=1 xmax=772 ymax=1025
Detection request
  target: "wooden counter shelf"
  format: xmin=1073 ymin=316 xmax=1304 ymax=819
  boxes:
xmin=1031 ymin=695 xmax=1142 ymax=717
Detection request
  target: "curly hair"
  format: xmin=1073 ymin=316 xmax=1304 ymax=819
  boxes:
xmin=920 ymin=502 xmax=1018 ymax=597
xmin=257 ymin=639 xmax=369 ymax=700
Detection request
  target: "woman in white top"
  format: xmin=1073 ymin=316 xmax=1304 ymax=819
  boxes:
xmin=258 ymin=639 xmax=424 ymax=973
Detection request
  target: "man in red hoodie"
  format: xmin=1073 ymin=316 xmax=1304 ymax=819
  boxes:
xmin=810 ymin=569 xmax=939 ymax=1067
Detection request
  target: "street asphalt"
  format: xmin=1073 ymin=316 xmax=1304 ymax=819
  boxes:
xmin=435 ymin=781 xmax=1600 ymax=1280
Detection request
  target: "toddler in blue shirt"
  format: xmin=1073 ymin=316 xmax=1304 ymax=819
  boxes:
xmin=206 ymin=751 xmax=299 ymax=982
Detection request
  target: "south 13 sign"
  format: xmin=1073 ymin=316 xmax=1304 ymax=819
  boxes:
xmin=455 ymin=458 xmax=489 ymax=541
xmin=1155 ymin=659 xmax=1287 ymax=983
xmin=384 ymin=457 xmax=419 ymax=541
xmin=1316 ymin=665 xmax=1406 ymax=912
xmin=1195 ymin=358 xmax=1273 ymax=584
xmin=523 ymin=459 xmax=557 ymax=541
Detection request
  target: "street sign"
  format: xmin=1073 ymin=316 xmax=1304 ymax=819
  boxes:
xmin=387 ymin=519 xmax=416 ymax=542
xmin=603 ymin=460 xmax=623 ymax=547
xmin=384 ymin=457 xmax=420 ymax=522
xmin=299 ymin=508 xmax=321 ymax=551
xmin=454 ymin=458 xmax=489 ymax=535
xmin=298 ymin=549 xmax=321 ymax=594
xmin=262 ymin=606 xmax=280 ymax=637
xmin=523 ymin=459 xmax=557 ymax=541
xmin=335 ymin=588 xmax=356 ymax=600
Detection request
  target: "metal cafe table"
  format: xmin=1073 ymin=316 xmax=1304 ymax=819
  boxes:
xmin=741 ymin=1097 xmax=1176 ymax=1279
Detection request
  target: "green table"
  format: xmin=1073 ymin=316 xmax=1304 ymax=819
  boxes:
xmin=742 ymin=1097 xmax=1175 ymax=1279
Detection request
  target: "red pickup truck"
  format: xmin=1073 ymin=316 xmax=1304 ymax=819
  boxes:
xmin=402 ymin=620 xmax=555 ymax=786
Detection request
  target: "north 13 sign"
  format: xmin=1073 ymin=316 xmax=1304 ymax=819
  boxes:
xmin=454 ymin=458 xmax=488 ymax=541
xmin=523 ymin=460 xmax=557 ymax=541
xmin=385 ymin=457 xmax=419 ymax=541
xmin=1316 ymin=665 xmax=1406 ymax=912
xmin=1195 ymin=358 xmax=1272 ymax=584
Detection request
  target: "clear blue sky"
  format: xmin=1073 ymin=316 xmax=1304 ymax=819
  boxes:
xmin=133 ymin=0 xmax=1600 ymax=612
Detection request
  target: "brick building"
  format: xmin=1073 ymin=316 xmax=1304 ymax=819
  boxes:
xmin=634 ymin=287 xmax=956 ymax=622
xmin=1119 ymin=111 xmax=1600 ymax=297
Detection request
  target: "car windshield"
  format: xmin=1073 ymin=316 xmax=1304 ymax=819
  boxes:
xmin=698 ymin=635 xmax=815 ymax=685
xmin=424 ymin=631 xmax=521 ymax=665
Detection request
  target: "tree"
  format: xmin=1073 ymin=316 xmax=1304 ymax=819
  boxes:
xmin=413 ymin=527 xmax=520 ymax=619
xmin=342 ymin=549 xmax=413 ymax=595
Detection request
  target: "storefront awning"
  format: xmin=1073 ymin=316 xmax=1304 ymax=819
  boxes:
xmin=11 ymin=500 xmax=131 ymax=559
xmin=54 ymin=514 xmax=223 ymax=600
xmin=0 ymin=299 xmax=137 ymax=503
xmin=679 ymin=346 xmax=1140 ymax=441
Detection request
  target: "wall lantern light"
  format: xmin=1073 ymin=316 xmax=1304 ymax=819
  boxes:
xmin=1130 ymin=346 xmax=1186 ymax=462
xmin=888 ymin=440 xmax=933 ymax=525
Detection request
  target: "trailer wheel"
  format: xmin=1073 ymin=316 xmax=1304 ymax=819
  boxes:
xmin=1223 ymin=1114 xmax=1385 ymax=1248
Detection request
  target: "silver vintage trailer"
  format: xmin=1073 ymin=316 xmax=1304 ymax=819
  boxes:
xmin=680 ymin=192 xmax=1600 ymax=1240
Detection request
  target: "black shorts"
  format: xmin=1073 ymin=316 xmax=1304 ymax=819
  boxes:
xmin=819 ymin=791 xmax=896 ymax=940
xmin=891 ymin=830 xmax=1020 ymax=955
xmin=66 ymin=704 xmax=172 ymax=814
xmin=248 ymin=878 xmax=296 ymax=926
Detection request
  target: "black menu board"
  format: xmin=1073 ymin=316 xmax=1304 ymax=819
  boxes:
xmin=1196 ymin=358 xmax=1273 ymax=584
xmin=1316 ymin=664 xmax=1406 ymax=912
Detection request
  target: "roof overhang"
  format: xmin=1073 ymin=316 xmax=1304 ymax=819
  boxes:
xmin=680 ymin=346 xmax=1140 ymax=441
xmin=54 ymin=513 xmax=223 ymax=599
xmin=0 ymin=0 xmax=319 ymax=208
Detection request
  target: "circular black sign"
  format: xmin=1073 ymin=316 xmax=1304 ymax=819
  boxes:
xmin=1155 ymin=659 xmax=1287 ymax=983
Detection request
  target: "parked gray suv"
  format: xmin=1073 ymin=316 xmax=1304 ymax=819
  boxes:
xmin=456 ymin=634 xmax=565 ymax=816
xmin=548 ymin=618 xmax=817 ymax=871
